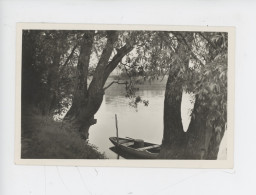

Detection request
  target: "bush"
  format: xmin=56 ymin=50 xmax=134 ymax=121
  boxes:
xmin=21 ymin=113 xmax=105 ymax=159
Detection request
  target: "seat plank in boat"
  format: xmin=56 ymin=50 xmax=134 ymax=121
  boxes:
xmin=137 ymin=144 xmax=160 ymax=151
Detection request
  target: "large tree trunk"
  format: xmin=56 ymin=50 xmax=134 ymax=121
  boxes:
xmin=159 ymin=31 xmax=215 ymax=159
xmin=184 ymin=98 xmax=212 ymax=159
xmin=64 ymin=31 xmax=95 ymax=120
xmin=158 ymin=38 xmax=191 ymax=158
xmin=64 ymin=31 xmax=133 ymax=139
xmin=64 ymin=31 xmax=96 ymax=138
xmin=160 ymin=89 xmax=224 ymax=160
xmin=158 ymin=70 xmax=187 ymax=159
xmin=159 ymin=32 xmax=226 ymax=160
xmin=45 ymin=49 xmax=62 ymax=115
xmin=206 ymin=120 xmax=226 ymax=159
xmin=183 ymin=32 xmax=227 ymax=160
xmin=22 ymin=31 xmax=40 ymax=108
xmin=185 ymin=99 xmax=226 ymax=159
xmin=158 ymin=32 xmax=194 ymax=159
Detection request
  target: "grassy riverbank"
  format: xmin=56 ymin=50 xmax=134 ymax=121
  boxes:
xmin=21 ymin=111 xmax=105 ymax=159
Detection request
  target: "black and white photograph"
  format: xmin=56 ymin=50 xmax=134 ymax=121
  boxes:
xmin=15 ymin=24 xmax=234 ymax=167
xmin=5 ymin=1 xmax=256 ymax=194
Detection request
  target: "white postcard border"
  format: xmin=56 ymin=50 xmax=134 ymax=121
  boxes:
xmin=15 ymin=23 xmax=235 ymax=168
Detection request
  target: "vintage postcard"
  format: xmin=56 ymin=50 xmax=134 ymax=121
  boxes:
xmin=15 ymin=23 xmax=235 ymax=168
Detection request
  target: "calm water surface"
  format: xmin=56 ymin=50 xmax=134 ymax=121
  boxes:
xmin=88 ymin=77 xmax=227 ymax=159
xmin=54 ymin=76 xmax=226 ymax=159
xmin=89 ymin=77 xmax=191 ymax=159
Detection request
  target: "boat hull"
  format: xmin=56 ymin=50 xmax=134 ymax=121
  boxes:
xmin=109 ymin=137 xmax=160 ymax=159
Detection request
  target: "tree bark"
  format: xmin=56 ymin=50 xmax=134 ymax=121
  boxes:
xmin=184 ymin=33 xmax=226 ymax=160
xmin=185 ymin=100 xmax=226 ymax=159
xmin=158 ymin=32 xmax=195 ymax=159
xmin=64 ymin=31 xmax=95 ymax=120
xmin=64 ymin=31 xmax=134 ymax=139
xmin=22 ymin=31 xmax=40 ymax=108
xmin=159 ymin=32 xmax=225 ymax=159
xmin=159 ymin=32 xmax=213 ymax=159
xmin=206 ymin=120 xmax=226 ymax=159
xmin=158 ymin=70 xmax=187 ymax=159
xmin=158 ymin=38 xmax=191 ymax=158
xmin=184 ymin=98 xmax=211 ymax=159
xmin=46 ymin=49 xmax=62 ymax=115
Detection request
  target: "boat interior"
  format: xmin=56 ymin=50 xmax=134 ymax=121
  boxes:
xmin=110 ymin=137 xmax=161 ymax=153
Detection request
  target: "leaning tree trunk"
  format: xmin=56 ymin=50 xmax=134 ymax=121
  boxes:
xmin=64 ymin=31 xmax=133 ymax=139
xmin=158 ymin=32 xmax=194 ymax=159
xmin=159 ymin=32 xmax=227 ymax=159
xmin=64 ymin=31 xmax=96 ymax=139
xmin=184 ymin=98 xmax=212 ymax=159
xmin=46 ymin=49 xmax=62 ymax=115
xmin=185 ymin=97 xmax=226 ymax=160
xmin=64 ymin=31 xmax=95 ymax=119
xmin=183 ymin=33 xmax=226 ymax=160
xmin=206 ymin=119 xmax=226 ymax=159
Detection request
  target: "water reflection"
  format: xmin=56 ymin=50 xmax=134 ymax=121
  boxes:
xmin=88 ymin=77 xmax=226 ymax=159
xmin=109 ymin=147 xmax=138 ymax=159
xmin=89 ymin=78 xmax=167 ymax=159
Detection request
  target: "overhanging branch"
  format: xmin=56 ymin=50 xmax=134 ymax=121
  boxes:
xmin=103 ymin=80 xmax=128 ymax=90
xmin=198 ymin=32 xmax=217 ymax=50
xmin=63 ymin=43 xmax=78 ymax=67
xmin=172 ymin=32 xmax=205 ymax=66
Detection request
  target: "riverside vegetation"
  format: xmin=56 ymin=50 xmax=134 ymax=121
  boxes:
xmin=21 ymin=107 xmax=105 ymax=159
xmin=21 ymin=30 xmax=228 ymax=159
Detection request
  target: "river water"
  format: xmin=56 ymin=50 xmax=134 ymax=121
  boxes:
xmin=89 ymin=77 xmax=198 ymax=159
xmin=54 ymin=76 xmax=226 ymax=159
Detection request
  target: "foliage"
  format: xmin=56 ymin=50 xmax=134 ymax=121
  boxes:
xmin=22 ymin=30 xmax=78 ymax=115
xmin=122 ymin=31 xmax=228 ymax=135
xmin=22 ymin=29 xmax=228 ymax=158
xmin=21 ymin=111 xmax=105 ymax=159
xmin=22 ymin=29 xmax=228 ymax=134
xmin=183 ymin=32 xmax=228 ymax=130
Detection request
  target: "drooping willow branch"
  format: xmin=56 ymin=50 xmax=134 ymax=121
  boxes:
xmin=63 ymin=43 xmax=79 ymax=67
xmin=172 ymin=32 xmax=205 ymax=67
xmin=197 ymin=32 xmax=217 ymax=50
xmin=103 ymin=80 xmax=128 ymax=91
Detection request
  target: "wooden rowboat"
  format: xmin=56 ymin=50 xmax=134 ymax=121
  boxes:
xmin=109 ymin=137 xmax=161 ymax=159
